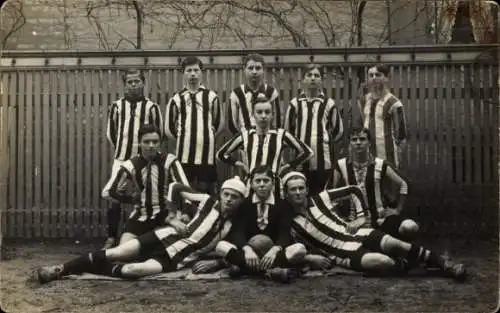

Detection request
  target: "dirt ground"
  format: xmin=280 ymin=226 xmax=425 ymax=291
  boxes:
xmin=0 ymin=235 xmax=498 ymax=313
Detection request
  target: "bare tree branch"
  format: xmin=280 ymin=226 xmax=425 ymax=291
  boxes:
xmin=0 ymin=0 xmax=26 ymax=50
xmin=85 ymin=1 xmax=113 ymax=50
xmin=357 ymin=0 xmax=367 ymax=46
xmin=225 ymin=0 xmax=309 ymax=47
xmin=297 ymin=0 xmax=336 ymax=46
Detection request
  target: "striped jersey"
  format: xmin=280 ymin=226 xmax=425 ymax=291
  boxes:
xmin=106 ymin=97 xmax=163 ymax=161
xmin=289 ymin=186 xmax=369 ymax=259
xmin=228 ymin=84 xmax=281 ymax=134
xmin=359 ymin=92 xmax=407 ymax=167
xmin=165 ymin=86 xmax=222 ymax=165
xmin=104 ymin=153 xmax=189 ymax=222
xmin=161 ymin=182 xmax=234 ymax=265
xmin=217 ymin=128 xmax=313 ymax=175
xmin=285 ymin=93 xmax=344 ymax=170
xmin=334 ymin=156 xmax=408 ymax=224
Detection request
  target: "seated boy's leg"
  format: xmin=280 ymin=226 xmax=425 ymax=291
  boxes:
xmin=379 ymin=214 xmax=419 ymax=241
xmin=360 ymin=229 xmax=466 ymax=280
xmin=120 ymin=258 xmax=167 ymax=278
xmin=272 ymin=243 xmax=307 ymax=268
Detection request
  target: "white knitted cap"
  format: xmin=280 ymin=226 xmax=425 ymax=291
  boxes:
xmin=281 ymin=171 xmax=306 ymax=188
xmin=221 ymin=176 xmax=247 ymax=196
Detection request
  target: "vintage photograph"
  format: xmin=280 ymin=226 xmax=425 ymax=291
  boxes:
xmin=0 ymin=0 xmax=498 ymax=312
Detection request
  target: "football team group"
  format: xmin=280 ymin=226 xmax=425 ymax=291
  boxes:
xmin=34 ymin=53 xmax=467 ymax=285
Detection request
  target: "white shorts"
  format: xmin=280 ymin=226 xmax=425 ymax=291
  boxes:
xmin=101 ymin=159 xmax=127 ymax=198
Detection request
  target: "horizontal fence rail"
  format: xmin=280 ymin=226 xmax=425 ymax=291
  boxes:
xmin=0 ymin=45 xmax=498 ymax=239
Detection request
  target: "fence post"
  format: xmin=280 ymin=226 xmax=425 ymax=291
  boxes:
xmin=0 ymin=77 xmax=8 ymax=251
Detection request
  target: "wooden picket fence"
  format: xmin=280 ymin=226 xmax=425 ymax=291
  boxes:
xmin=0 ymin=44 xmax=498 ymax=239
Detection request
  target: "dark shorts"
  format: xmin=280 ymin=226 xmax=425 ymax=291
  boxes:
xmin=322 ymin=228 xmax=386 ymax=271
xmin=379 ymin=215 xmax=405 ymax=237
xmin=345 ymin=228 xmax=386 ymax=270
xmin=122 ymin=212 xmax=167 ymax=237
xmin=136 ymin=226 xmax=185 ymax=272
xmin=182 ymin=163 xmax=217 ymax=184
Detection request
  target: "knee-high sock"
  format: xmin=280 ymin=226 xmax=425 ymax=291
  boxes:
xmin=272 ymin=250 xmax=294 ymax=268
xmin=225 ymin=248 xmax=246 ymax=267
xmin=92 ymin=262 xmax=125 ymax=278
xmin=61 ymin=250 xmax=107 ymax=276
xmin=107 ymin=202 xmax=122 ymax=238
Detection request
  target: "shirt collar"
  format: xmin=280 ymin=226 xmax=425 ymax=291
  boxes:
xmin=252 ymin=192 xmax=275 ymax=205
xmin=346 ymin=152 xmax=375 ymax=165
xmin=244 ymin=84 xmax=265 ymax=94
xmin=180 ymin=85 xmax=206 ymax=95
xmin=140 ymin=152 xmax=164 ymax=165
xmin=297 ymin=91 xmax=325 ymax=101
xmin=368 ymin=90 xmax=391 ymax=103
xmin=124 ymin=96 xmax=146 ymax=103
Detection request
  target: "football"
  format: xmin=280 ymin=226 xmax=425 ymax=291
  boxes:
xmin=248 ymin=234 xmax=274 ymax=257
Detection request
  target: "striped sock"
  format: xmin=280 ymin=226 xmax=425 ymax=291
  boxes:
xmin=406 ymin=245 xmax=440 ymax=267
xmin=111 ymin=264 xmax=125 ymax=277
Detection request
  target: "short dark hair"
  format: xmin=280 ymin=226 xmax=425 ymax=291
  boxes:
xmin=302 ymin=63 xmax=323 ymax=79
xmin=249 ymin=165 xmax=275 ymax=181
xmin=242 ymin=53 xmax=265 ymax=67
xmin=251 ymin=93 xmax=272 ymax=112
xmin=181 ymin=56 xmax=203 ymax=72
xmin=122 ymin=68 xmax=145 ymax=84
xmin=349 ymin=126 xmax=371 ymax=141
xmin=138 ymin=124 xmax=162 ymax=140
xmin=368 ymin=63 xmax=390 ymax=77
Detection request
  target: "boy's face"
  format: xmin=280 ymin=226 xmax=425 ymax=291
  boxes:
xmin=253 ymin=101 xmax=273 ymax=128
xmin=220 ymin=189 xmax=243 ymax=215
xmin=367 ymin=66 xmax=388 ymax=90
xmin=244 ymin=59 xmax=264 ymax=85
xmin=349 ymin=131 xmax=369 ymax=154
xmin=302 ymin=68 xmax=322 ymax=89
xmin=124 ymin=73 xmax=144 ymax=98
xmin=139 ymin=132 xmax=161 ymax=159
xmin=184 ymin=63 xmax=202 ymax=86
xmin=251 ymin=172 xmax=274 ymax=200
xmin=285 ymin=178 xmax=308 ymax=205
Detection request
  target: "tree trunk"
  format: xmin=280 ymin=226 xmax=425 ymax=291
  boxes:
xmin=132 ymin=0 xmax=142 ymax=49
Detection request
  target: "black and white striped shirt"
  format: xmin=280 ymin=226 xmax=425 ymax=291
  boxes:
xmin=162 ymin=182 xmax=234 ymax=265
xmin=228 ymin=84 xmax=280 ymax=134
xmin=289 ymin=186 xmax=369 ymax=257
xmin=333 ymin=156 xmax=408 ymax=225
xmin=106 ymin=97 xmax=163 ymax=161
xmin=359 ymin=92 xmax=407 ymax=167
xmin=217 ymin=128 xmax=313 ymax=175
xmin=165 ymin=86 xmax=222 ymax=165
xmin=285 ymin=93 xmax=343 ymax=171
xmin=104 ymin=153 xmax=189 ymax=222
